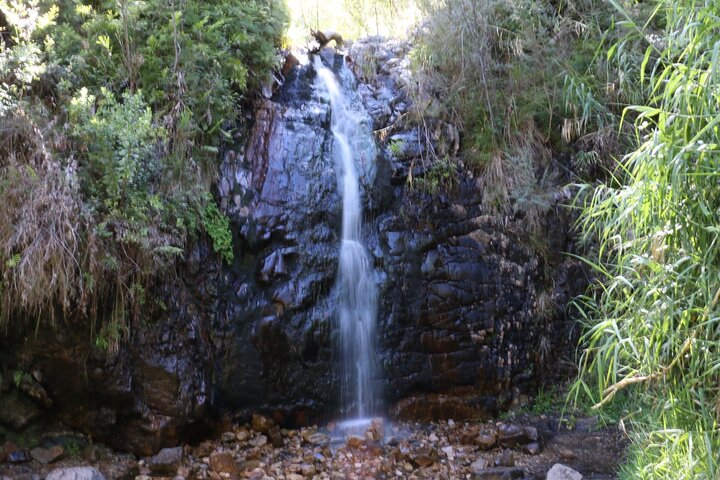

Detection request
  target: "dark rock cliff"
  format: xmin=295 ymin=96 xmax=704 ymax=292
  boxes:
xmin=0 ymin=39 xmax=587 ymax=455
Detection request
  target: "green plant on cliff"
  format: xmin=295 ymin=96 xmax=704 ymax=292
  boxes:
xmin=408 ymin=0 xmax=625 ymax=229
xmin=571 ymin=0 xmax=720 ymax=477
xmin=201 ymin=197 xmax=234 ymax=265
xmin=0 ymin=0 xmax=287 ymax=334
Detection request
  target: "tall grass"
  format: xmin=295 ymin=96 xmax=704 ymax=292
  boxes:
xmin=572 ymin=1 xmax=720 ymax=477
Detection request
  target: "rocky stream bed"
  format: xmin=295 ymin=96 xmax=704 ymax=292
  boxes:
xmin=1 ymin=413 xmax=624 ymax=480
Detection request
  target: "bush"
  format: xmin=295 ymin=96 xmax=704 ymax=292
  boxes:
xmin=408 ymin=0 xmax=623 ymax=231
xmin=0 ymin=0 xmax=286 ymax=337
xmin=571 ymin=1 xmax=720 ymax=477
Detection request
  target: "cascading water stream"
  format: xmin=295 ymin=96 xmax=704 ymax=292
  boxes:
xmin=314 ymin=56 xmax=380 ymax=421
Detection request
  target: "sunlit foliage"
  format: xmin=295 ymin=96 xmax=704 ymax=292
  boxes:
xmin=571 ymin=1 xmax=720 ymax=477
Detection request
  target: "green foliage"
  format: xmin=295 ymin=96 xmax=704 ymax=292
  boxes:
xmin=13 ymin=369 xmax=29 ymax=388
xmin=0 ymin=0 xmax=285 ymax=337
xmin=571 ymin=1 xmax=720 ymax=477
xmin=201 ymin=197 xmax=234 ymax=264
xmin=414 ymin=155 xmax=456 ymax=195
xmin=69 ymin=88 xmax=162 ymax=218
xmin=408 ymin=0 xmax=623 ymax=232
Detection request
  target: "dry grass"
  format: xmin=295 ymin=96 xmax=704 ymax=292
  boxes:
xmin=0 ymin=105 xmax=155 ymax=347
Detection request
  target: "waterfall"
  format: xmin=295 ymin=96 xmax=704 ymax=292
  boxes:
xmin=314 ymin=56 xmax=379 ymax=420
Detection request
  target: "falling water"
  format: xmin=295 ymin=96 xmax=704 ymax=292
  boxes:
xmin=314 ymin=56 xmax=379 ymax=420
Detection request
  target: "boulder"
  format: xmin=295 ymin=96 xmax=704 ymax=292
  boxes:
xmin=148 ymin=446 xmax=183 ymax=475
xmin=30 ymin=445 xmax=65 ymax=464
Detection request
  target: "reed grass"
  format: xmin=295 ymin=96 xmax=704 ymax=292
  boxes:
xmin=571 ymin=1 xmax=720 ymax=477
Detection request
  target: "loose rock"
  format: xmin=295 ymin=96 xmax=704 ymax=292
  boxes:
xmin=30 ymin=445 xmax=65 ymax=464
xmin=45 ymin=467 xmax=106 ymax=480
xmin=523 ymin=442 xmax=541 ymax=455
xmin=251 ymin=414 xmax=274 ymax=434
xmin=8 ymin=449 xmax=31 ymax=464
xmin=148 ymin=446 xmax=183 ymax=475
xmin=411 ymin=446 xmax=438 ymax=467
xmin=546 ymin=463 xmax=583 ymax=480
xmin=471 ymin=457 xmax=489 ymax=474
xmin=495 ymin=448 xmax=514 ymax=467
xmin=209 ymin=451 xmax=238 ymax=475
xmin=248 ymin=435 xmax=268 ymax=447
xmin=268 ymin=426 xmax=284 ymax=448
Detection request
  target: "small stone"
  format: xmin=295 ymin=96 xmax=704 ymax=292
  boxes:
xmin=365 ymin=418 xmax=384 ymax=442
xmin=300 ymin=463 xmax=316 ymax=476
xmin=193 ymin=441 xmax=215 ymax=458
xmin=45 ymin=467 xmax=106 ymax=480
xmin=346 ymin=435 xmax=365 ymax=449
xmin=448 ymin=419 xmax=455 ymax=426
xmin=461 ymin=427 xmax=479 ymax=444
xmin=287 ymin=475 xmax=303 ymax=480
xmin=30 ymin=445 xmax=65 ymax=464
xmin=477 ymin=426 xmax=498 ymax=450
xmin=251 ymin=414 xmax=274 ymax=434
xmin=221 ymin=431 xmax=236 ymax=443
xmin=495 ymin=449 xmax=514 ymax=467
xmin=471 ymin=457 xmax=489 ymax=474
xmin=236 ymin=429 xmax=250 ymax=442
xmin=8 ymin=449 xmax=31 ymax=463
xmin=248 ymin=435 xmax=268 ymax=447
xmin=574 ymin=416 xmax=599 ymax=432
xmin=247 ymin=468 xmax=265 ymax=480
xmin=523 ymin=442 xmax=541 ymax=455
xmin=546 ymin=463 xmax=583 ymax=480
xmin=472 ymin=467 xmax=524 ymax=480
xmin=524 ymin=426 xmax=538 ymax=442
xmin=149 ymin=447 xmax=184 ymax=475
xmin=240 ymin=459 xmax=261 ymax=471
xmin=268 ymin=426 xmax=284 ymax=448
xmin=411 ymin=446 xmax=438 ymax=467
xmin=209 ymin=451 xmax=238 ymax=475
xmin=498 ymin=424 xmax=530 ymax=447
xmin=441 ymin=445 xmax=454 ymax=461
xmin=304 ymin=432 xmax=330 ymax=446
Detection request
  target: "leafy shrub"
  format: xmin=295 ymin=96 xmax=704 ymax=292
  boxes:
xmin=69 ymin=88 xmax=162 ymax=218
xmin=201 ymin=197 xmax=234 ymax=265
xmin=0 ymin=0 xmax=287 ymax=337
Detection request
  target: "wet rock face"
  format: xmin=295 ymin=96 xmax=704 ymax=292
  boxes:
xmin=211 ymin=40 xmax=585 ymax=421
xmin=213 ymin=58 xmax=346 ymax=420
xmin=0 ymin=259 xmax=218 ymax=456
